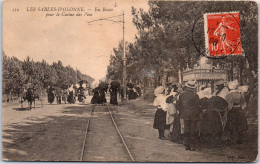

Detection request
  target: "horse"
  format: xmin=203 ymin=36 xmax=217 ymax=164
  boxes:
xmin=20 ymin=88 xmax=36 ymax=110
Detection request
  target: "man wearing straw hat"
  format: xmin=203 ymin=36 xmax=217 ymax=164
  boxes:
xmin=176 ymin=80 xmax=200 ymax=151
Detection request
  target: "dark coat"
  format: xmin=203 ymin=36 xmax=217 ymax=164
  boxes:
xmin=109 ymin=87 xmax=118 ymax=105
xmin=98 ymin=87 xmax=106 ymax=104
xmin=200 ymin=97 xmax=223 ymax=136
xmin=176 ymin=90 xmax=201 ymax=120
xmin=91 ymin=88 xmax=101 ymax=104
xmin=47 ymin=87 xmax=55 ymax=103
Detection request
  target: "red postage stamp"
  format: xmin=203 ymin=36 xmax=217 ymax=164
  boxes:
xmin=204 ymin=12 xmax=242 ymax=57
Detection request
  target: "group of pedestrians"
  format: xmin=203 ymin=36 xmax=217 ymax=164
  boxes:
xmin=91 ymin=81 xmax=121 ymax=105
xmin=153 ymin=79 xmax=248 ymax=151
xmin=47 ymin=83 xmax=89 ymax=104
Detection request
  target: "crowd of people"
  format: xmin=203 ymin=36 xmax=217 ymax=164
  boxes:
xmin=46 ymin=82 xmax=90 ymax=105
xmin=45 ymin=81 xmax=143 ymax=106
xmin=91 ymin=81 xmax=143 ymax=105
xmin=153 ymin=79 xmax=249 ymax=151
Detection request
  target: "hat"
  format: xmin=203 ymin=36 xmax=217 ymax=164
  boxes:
xmin=154 ymin=86 xmax=165 ymax=96
xmin=75 ymin=84 xmax=80 ymax=88
xmin=215 ymin=80 xmax=224 ymax=86
xmin=185 ymin=80 xmax=197 ymax=89
xmin=238 ymin=85 xmax=249 ymax=93
xmin=228 ymin=80 xmax=239 ymax=90
xmin=82 ymin=83 xmax=87 ymax=88
xmin=197 ymin=88 xmax=212 ymax=99
xmin=197 ymin=90 xmax=204 ymax=99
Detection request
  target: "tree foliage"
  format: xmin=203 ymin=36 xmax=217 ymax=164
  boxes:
xmin=2 ymin=52 xmax=94 ymax=96
xmin=107 ymin=1 xmax=257 ymax=90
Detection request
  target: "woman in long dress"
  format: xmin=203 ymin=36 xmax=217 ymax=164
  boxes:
xmin=110 ymin=81 xmax=120 ymax=105
xmin=166 ymin=84 xmax=181 ymax=143
xmin=67 ymin=85 xmax=75 ymax=104
xmin=91 ymin=87 xmax=101 ymax=104
xmin=225 ymin=80 xmax=247 ymax=144
xmin=153 ymin=86 xmax=168 ymax=140
xmin=47 ymin=86 xmax=55 ymax=104
xmin=98 ymin=87 xmax=107 ymax=105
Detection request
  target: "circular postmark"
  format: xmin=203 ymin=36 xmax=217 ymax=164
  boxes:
xmin=192 ymin=12 xmax=241 ymax=59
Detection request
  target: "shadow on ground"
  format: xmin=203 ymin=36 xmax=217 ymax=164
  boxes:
xmin=2 ymin=105 xmax=92 ymax=161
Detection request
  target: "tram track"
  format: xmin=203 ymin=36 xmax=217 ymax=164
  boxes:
xmin=80 ymin=105 xmax=94 ymax=161
xmin=80 ymin=103 xmax=135 ymax=162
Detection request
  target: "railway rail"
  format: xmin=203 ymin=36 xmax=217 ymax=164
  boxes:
xmin=80 ymin=103 xmax=135 ymax=162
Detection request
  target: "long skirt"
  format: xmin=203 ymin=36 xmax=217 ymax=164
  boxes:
xmin=99 ymin=91 xmax=106 ymax=104
xmin=153 ymin=108 xmax=167 ymax=130
xmin=225 ymin=107 xmax=248 ymax=133
xmin=67 ymin=92 xmax=75 ymax=104
xmin=200 ymin=110 xmax=223 ymax=136
xmin=110 ymin=91 xmax=118 ymax=105
xmin=48 ymin=93 xmax=55 ymax=103
xmin=91 ymin=92 xmax=100 ymax=104
xmin=170 ymin=114 xmax=181 ymax=142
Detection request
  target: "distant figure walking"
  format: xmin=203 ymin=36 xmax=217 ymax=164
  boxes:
xmin=62 ymin=88 xmax=69 ymax=104
xmin=110 ymin=81 xmax=120 ymax=105
xmin=47 ymin=86 xmax=55 ymax=104
xmin=56 ymin=87 xmax=62 ymax=104
xmin=67 ymin=85 xmax=75 ymax=104
xmin=91 ymin=87 xmax=101 ymax=104
xmin=98 ymin=82 xmax=108 ymax=105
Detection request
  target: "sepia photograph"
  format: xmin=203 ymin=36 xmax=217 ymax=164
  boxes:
xmin=2 ymin=0 xmax=258 ymax=162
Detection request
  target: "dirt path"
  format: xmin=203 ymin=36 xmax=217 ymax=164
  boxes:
xmin=2 ymin=98 xmax=92 ymax=161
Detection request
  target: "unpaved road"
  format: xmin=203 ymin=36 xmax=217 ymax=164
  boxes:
xmin=2 ymin=96 xmax=257 ymax=162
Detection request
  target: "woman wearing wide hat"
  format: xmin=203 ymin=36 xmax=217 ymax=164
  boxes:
xmin=153 ymin=86 xmax=168 ymax=140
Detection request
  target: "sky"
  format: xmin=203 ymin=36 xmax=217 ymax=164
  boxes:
xmin=3 ymin=0 xmax=149 ymax=81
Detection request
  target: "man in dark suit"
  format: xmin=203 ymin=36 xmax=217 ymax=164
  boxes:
xmin=176 ymin=80 xmax=201 ymax=151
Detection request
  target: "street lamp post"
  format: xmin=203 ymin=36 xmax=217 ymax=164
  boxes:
xmin=122 ymin=11 xmax=127 ymax=100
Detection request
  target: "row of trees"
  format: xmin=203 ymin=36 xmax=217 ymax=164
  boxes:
xmin=3 ymin=52 xmax=94 ymax=98
xmin=107 ymin=1 xmax=258 ymax=95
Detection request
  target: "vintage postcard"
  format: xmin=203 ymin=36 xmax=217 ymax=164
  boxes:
xmin=2 ymin=0 xmax=258 ymax=162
